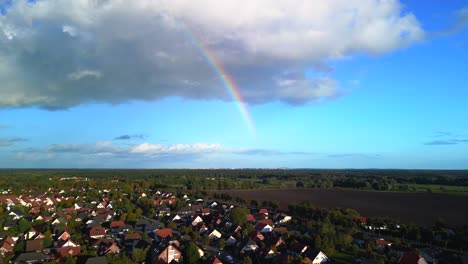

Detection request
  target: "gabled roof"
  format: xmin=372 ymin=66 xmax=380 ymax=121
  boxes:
xmin=0 ymin=240 xmax=13 ymax=252
xmin=156 ymin=228 xmax=173 ymax=239
xmin=14 ymin=252 xmax=50 ymax=262
xmin=25 ymin=239 xmax=44 ymax=252
xmin=246 ymin=214 xmax=255 ymax=222
xmin=375 ymin=238 xmax=392 ymax=246
xmin=58 ymin=231 xmax=71 ymax=241
xmin=57 ymin=239 xmax=79 ymax=248
xmin=124 ymin=233 xmax=142 ymax=241
xmin=110 ymin=221 xmax=125 ymax=228
xmin=399 ymin=251 xmax=427 ymax=264
xmin=57 ymin=246 xmax=81 ymax=258
xmin=248 ymin=231 xmax=264 ymax=241
xmin=254 ymin=222 xmax=272 ymax=232
xmin=89 ymin=225 xmax=106 ymax=237
xmin=85 ymin=256 xmax=109 ymax=264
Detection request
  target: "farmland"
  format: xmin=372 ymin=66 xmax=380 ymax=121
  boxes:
xmin=217 ymin=189 xmax=468 ymax=227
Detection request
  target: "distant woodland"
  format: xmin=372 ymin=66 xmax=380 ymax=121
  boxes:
xmin=0 ymin=169 xmax=467 ymax=195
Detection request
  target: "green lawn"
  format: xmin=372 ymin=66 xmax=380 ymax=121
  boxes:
xmin=331 ymin=251 xmax=356 ymax=264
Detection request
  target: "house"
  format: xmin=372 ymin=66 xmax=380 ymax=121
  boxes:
xmin=241 ymin=239 xmax=258 ymax=252
xmin=399 ymin=251 xmax=429 ymax=264
xmin=89 ymin=225 xmax=106 ymax=239
xmin=25 ymin=228 xmax=39 ymax=240
xmin=56 ymin=245 xmax=81 ymax=259
xmin=191 ymin=215 xmax=203 ymax=226
xmin=0 ymin=240 xmax=13 ymax=255
xmin=201 ymin=208 xmax=211 ymax=216
xmin=266 ymin=237 xmax=287 ymax=251
xmin=157 ymin=207 xmax=171 ymax=216
xmin=246 ymin=214 xmax=255 ymax=222
xmin=58 ymin=231 xmax=71 ymax=241
xmin=248 ymin=231 xmax=264 ymax=242
xmin=208 ymin=229 xmax=222 ymax=240
xmin=156 ymin=229 xmax=173 ymax=241
xmin=109 ymin=221 xmax=128 ymax=234
xmin=13 ymin=252 xmax=50 ymax=263
xmin=124 ymin=233 xmax=142 ymax=244
xmin=308 ymin=251 xmax=329 ymax=264
xmin=8 ymin=211 xmax=23 ymax=220
xmin=374 ymin=238 xmax=392 ymax=250
xmin=207 ymin=256 xmax=223 ymax=264
xmin=198 ymin=225 xmax=208 ymax=234
xmin=288 ymin=241 xmax=308 ymax=256
xmin=355 ymin=216 xmax=367 ymax=225
xmin=226 ymin=236 xmax=237 ymax=246
xmin=228 ymin=225 xmax=242 ymax=234
xmin=136 ymin=218 xmax=162 ymax=233
xmin=3 ymin=219 xmax=18 ymax=231
xmin=178 ymin=207 xmax=194 ymax=216
xmin=51 ymin=217 xmax=67 ymax=226
xmin=277 ymin=215 xmax=292 ymax=224
xmin=255 ymin=222 xmax=273 ymax=233
xmin=97 ymin=241 xmax=120 ymax=255
xmin=196 ymin=244 xmax=205 ymax=257
xmin=153 ymin=243 xmax=182 ymax=264
xmin=25 ymin=239 xmax=44 ymax=252
xmin=85 ymin=256 xmax=109 ymax=264
xmin=57 ymin=239 xmax=79 ymax=248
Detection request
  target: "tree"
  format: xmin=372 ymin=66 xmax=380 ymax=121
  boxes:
xmin=241 ymin=256 xmax=253 ymax=264
xmin=231 ymin=207 xmax=249 ymax=226
xmin=219 ymin=238 xmax=226 ymax=250
xmin=131 ymin=248 xmax=147 ymax=263
xmin=184 ymin=242 xmax=200 ymax=264
xmin=18 ymin=218 xmax=31 ymax=233
xmin=64 ymin=256 xmax=77 ymax=264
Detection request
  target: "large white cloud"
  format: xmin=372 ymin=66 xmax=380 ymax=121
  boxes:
xmin=0 ymin=0 xmax=424 ymax=108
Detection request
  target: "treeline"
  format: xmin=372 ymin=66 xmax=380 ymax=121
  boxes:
xmin=0 ymin=169 xmax=467 ymax=194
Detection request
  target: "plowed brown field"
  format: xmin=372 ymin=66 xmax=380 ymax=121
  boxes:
xmin=218 ymin=189 xmax=468 ymax=226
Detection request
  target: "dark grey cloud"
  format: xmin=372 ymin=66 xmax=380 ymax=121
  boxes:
xmin=0 ymin=0 xmax=425 ymax=109
xmin=114 ymin=134 xmax=146 ymax=140
xmin=0 ymin=137 xmax=28 ymax=147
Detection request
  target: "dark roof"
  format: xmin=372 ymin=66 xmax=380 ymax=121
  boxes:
xmin=124 ymin=233 xmax=142 ymax=241
xmin=85 ymin=256 xmax=109 ymax=264
xmin=25 ymin=239 xmax=44 ymax=252
xmin=14 ymin=252 xmax=50 ymax=263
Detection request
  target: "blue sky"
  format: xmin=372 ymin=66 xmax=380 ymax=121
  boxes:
xmin=0 ymin=0 xmax=467 ymax=169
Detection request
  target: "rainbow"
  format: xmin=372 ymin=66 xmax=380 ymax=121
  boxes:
xmin=182 ymin=24 xmax=255 ymax=133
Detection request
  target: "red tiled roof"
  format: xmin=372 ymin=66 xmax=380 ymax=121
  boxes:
xmin=375 ymin=239 xmax=391 ymax=246
xmin=0 ymin=241 xmax=13 ymax=252
xmin=110 ymin=221 xmax=125 ymax=228
xmin=57 ymin=246 xmax=81 ymax=258
xmin=89 ymin=226 xmax=106 ymax=237
xmin=400 ymin=251 xmax=425 ymax=264
xmin=156 ymin=228 xmax=173 ymax=238
xmin=124 ymin=233 xmax=142 ymax=241
xmin=246 ymin=214 xmax=255 ymax=222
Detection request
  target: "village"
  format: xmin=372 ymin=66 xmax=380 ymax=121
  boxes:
xmin=0 ymin=181 xmax=464 ymax=264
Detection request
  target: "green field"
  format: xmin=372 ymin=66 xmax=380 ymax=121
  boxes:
xmin=396 ymin=183 xmax=468 ymax=195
